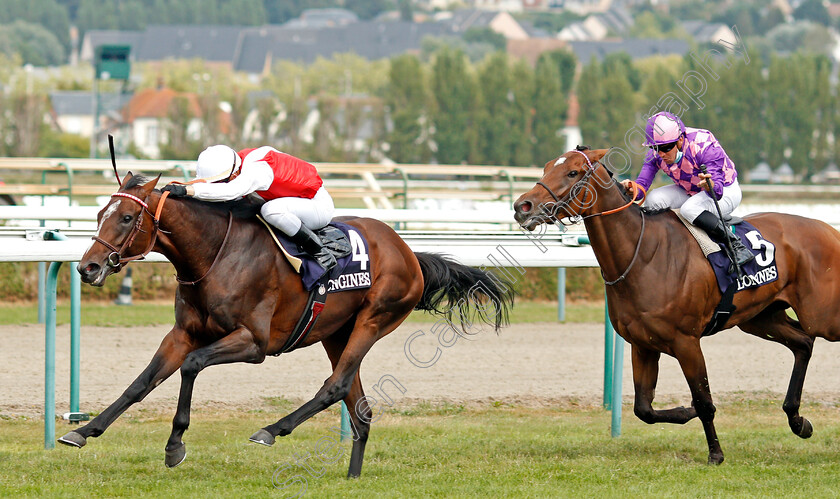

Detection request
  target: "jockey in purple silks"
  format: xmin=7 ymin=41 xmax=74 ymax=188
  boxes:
xmin=621 ymin=111 xmax=755 ymax=269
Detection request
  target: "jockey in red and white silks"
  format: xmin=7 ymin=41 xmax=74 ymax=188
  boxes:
xmin=161 ymin=145 xmax=337 ymax=271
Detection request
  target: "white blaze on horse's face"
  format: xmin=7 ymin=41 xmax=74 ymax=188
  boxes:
xmin=554 ymin=156 xmax=567 ymax=166
xmin=95 ymin=201 xmax=121 ymax=237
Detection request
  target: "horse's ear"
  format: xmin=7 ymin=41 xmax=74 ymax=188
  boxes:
xmin=121 ymin=171 xmax=133 ymax=186
xmin=589 ymin=149 xmax=609 ymax=163
xmin=143 ymin=174 xmax=162 ymax=192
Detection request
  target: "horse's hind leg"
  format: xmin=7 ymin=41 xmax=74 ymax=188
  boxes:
xmin=164 ymin=327 xmax=265 ymax=467
xmin=255 ymin=305 xmax=412 ymax=460
xmin=323 ymin=334 xmax=371 ymax=478
xmin=631 ymin=345 xmax=698 ymax=424
xmin=58 ymin=328 xmax=193 ymax=448
xmin=673 ymin=338 xmax=724 ymax=465
xmin=739 ymin=307 xmax=815 ymax=438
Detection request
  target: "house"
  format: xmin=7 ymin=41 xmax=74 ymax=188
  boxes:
xmin=554 ymin=0 xmax=614 ymax=15
xmin=121 ymin=87 xmax=204 ymax=158
xmin=472 ymin=0 xmax=525 ymax=13
xmin=233 ymin=21 xmax=455 ymax=74
xmin=558 ymin=6 xmax=633 ymax=40
xmin=80 ymin=25 xmax=247 ymax=70
xmin=567 ymin=38 xmax=690 ymax=62
xmin=507 ymin=38 xmax=568 ymax=65
xmin=49 ymin=91 xmax=132 ymax=137
xmin=681 ymin=21 xmax=737 ymax=47
xmin=441 ymin=9 xmax=530 ymax=39
xmin=282 ymin=8 xmax=359 ymax=28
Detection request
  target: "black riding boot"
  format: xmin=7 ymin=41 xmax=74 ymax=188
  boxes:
xmin=693 ymin=210 xmax=755 ymax=272
xmin=291 ymin=225 xmax=337 ymax=273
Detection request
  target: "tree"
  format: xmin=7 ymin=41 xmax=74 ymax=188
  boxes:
xmin=345 ymin=0 xmax=386 ymax=21
xmin=398 ymin=0 xmax=412 ymax=22
xmin=545 ymin=49 xmax=576 ymax=95
xmin=475 ymin=52 xmax=522 ymax=166
xmin=430 ymin=48 xmax=476 ymax=165
xmin=0 ymin=21 xmax=65 ymax=66
xmin=462 ymin=27 xmax=507 ymax=52
xmin=793 ymin=0 xmax=831 ymax=26
xmin=386 ymin=55 xmax=430 ymax=164
xmin=532 ymin=53 xmax=567 ymax=165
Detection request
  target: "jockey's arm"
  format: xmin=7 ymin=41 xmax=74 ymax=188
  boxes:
xmin=190 ymin=161 xmax=273 ymax=201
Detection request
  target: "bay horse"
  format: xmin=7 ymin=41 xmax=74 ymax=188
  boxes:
xmin=514 ymin=147 xmax=840 ymax=464
xmin=59 ymin=173 xmax=512 ymax=477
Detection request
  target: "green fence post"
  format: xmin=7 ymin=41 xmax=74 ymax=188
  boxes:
xmin=557 ymin=268 xmax=566 ymax=322
xmin=611 ymin=329 xmax=624 ymax=438
xmin=45 ymin=261 xmax=63 ymax=449
xmin=603 ymin=292 xmax=614 ymax=410
xmin=340 ymin=401 xmax=351 ymax=442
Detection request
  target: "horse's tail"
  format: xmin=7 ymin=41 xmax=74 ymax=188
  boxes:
xmin=413 ymin=252 xmax=514 ymax=332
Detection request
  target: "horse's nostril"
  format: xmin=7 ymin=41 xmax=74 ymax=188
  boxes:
xmin=519 ymin=201 xmax=532 ymax=213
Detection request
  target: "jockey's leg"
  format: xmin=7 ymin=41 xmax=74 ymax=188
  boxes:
xmin=643 ymin=184 xmax=689 ymax=211
xmin=261 ymin=188 xmax=337 ymax=272
xmin=684 ymin=182 xmax=754 ymax=270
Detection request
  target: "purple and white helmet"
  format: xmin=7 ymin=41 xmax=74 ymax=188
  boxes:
xmin=642 ymin=111 xmax=685 ymax=147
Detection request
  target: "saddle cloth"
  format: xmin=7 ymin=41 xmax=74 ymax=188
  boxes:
xmin=258 ymin=217 xmax=372 ymax=293
xmin=675 ymin=210 xmax=778 ymax=293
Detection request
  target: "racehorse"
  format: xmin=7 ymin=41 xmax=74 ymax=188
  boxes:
xmin=514 ymin=147 xmax=840 ymax=464
xmin=59 ymin=173 xmax=512 ymax=477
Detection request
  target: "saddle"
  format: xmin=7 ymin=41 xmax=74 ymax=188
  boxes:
xmin=675 ymin=210 xmax=778 ymax=336
xmin=257 ymin=218 xmax=367 ymax=355
xmin=258 ymin=216 xmax=351 ymax=276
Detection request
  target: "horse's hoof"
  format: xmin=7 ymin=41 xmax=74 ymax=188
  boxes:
xmin=798 ymin=418 xmax=814 ymax=439
xmin=164 ymin=443 xmax=187 ymax=468
xmin=249 ymin=429 xmax=275 ymax=446
xmin=708 ymin=453 xmax=724 ymax=465
xmin=57 ymin=431 xmax=87 ymax=448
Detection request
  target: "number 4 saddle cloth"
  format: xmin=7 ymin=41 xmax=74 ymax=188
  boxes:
xmin=257 ymin=216 xmax=372 ymax=293
xmin=676 ymin=211 xmax=779 ymax=293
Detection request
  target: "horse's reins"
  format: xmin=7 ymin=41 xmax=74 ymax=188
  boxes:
xmin=92 ymin=189 xmax=234 ymax=285
xmin=536 ymin=150 xmax=647 ymax=286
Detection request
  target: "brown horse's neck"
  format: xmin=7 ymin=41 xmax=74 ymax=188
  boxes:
xmin=581 ymin=176 xmax=646 ymax=284
xmin=151 ymin=193 xmax=234 ymax=284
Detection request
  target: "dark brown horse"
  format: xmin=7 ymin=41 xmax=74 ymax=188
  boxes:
xmin=59 ymin=173 xmax=512 ymax=477
xmin=514 ymin=147 xmax=840 ymax=464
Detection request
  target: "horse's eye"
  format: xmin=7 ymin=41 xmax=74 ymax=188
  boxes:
xmin=122 ymin=215 xmax=133 ymax=223
xmin=568 ymin=170 xmax=579 ymax=178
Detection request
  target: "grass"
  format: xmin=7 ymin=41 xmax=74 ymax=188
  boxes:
xmin=0 ymin=299 xmax=604 ymax=327
xmin=3 ymin=400 xmax=840 ymax=497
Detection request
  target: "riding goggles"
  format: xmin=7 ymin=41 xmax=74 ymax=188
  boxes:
xmin=650 ymin=141 xmax=678 ymax=153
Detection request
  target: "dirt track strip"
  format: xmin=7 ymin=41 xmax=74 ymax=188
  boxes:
xmin=3 ymin=322 xmax=839 ymax=417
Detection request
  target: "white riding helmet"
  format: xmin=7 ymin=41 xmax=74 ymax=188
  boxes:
xmin=196 ymin=145 xmax=241 ymax=183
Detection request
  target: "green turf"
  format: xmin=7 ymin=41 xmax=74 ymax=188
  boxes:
xmin=0 ymin=300 xmax=603 ymax=327
xmin=3 ymin=400 xmax=840 ymax=497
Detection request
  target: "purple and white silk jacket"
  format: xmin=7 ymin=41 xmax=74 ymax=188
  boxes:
xmin=635 ymin=127 xmax=737 ymax=200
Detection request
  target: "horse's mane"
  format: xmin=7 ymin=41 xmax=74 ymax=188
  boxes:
xmin=124 ymin=174 xmax=262 ymax=220
xmin=173 ymin=195 xmax=264 ymax=220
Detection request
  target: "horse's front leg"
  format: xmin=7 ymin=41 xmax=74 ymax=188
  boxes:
xmin=674 ymin=338 xmax=724 ymax=464
xmin=165 ymin=326 xmax=265 ymax=467
xmin=58 ymin=328 xmax=194 ymax=448
xmin=631 ymin=345 xmax=698 ymax=424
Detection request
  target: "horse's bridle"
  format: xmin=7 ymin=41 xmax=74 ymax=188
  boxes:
xmin=92 ymin=189 xmax=234 ymax=285
xmin=534 ymin=150 xmax=647 ymax=286
xmin=535 ymin=150 xmax=646 ymax=224
xmin=92 ymin=191 xmax=170 ymax=271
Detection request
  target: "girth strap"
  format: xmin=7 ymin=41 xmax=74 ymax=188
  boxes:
xmin=276 ymin=273 xmax=329 ymax=355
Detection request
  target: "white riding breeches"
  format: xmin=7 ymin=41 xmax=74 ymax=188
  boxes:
xmin=643 ymin=180 xmax=742 ymax=223
xmin=260 ymin=187 xmax=335 ymax=236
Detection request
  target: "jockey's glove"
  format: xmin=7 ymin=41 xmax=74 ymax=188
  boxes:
xmin=162 ymin=184 xmax=188 ymax=197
